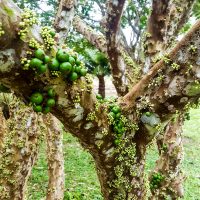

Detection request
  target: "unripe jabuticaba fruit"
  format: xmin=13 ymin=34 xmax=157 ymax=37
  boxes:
xmin=96 ymin=94 xmax=103 ymax=100
xmin=35 ymin=49 xmax=45 ymax=61
xmin=80 ymin=68 xmax=87 ymax=76
xmin=46 ymin=98 xmax=56 ymax=107
xmin=75 ymin=66 xmax=81 ymax=74
xmin=56 ymin=49 xmax=69 ymax=62
xmin=30 ymin=92 xmax=43 ymax=105
xmin=47 ymin=88 xmax=55 ymax=98
xmin=43 ymin=106 xmax=51 ymax=114
xmin=111 ymin=106 xmax=121 ymax=114
xmin=33 ymin=105 xmax=43 ymax=112
xmin=30 ymin=58 xmax=43 ymax=69
xmin=44 ymin=55 xmax=50 ymax=64
xmin=109 ymin=112 xmax=116 ymax=119
xmin=60 ymin=62 xmax=72 ymax=74
xmin=69 ymin=72 xmax=78 ymax=81
xmin=69 ymin=56 xmax=76 ymax=65
xmin=48 ymin=58 xmax=60 ymax=71
xmin=37 ymin=64 xmax=47 ymax=74
xmin=50 ymin=30 xmax=56 ymax=37
xmin=75 ymin=59 xmax=81 ymax=66
xmin=115 ymin=112 xmax=121 ymax=119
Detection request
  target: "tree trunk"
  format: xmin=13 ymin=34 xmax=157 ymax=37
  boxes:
xmin=150 ymin=116 xmax=185 ymax=199
xmin=97 ymin=75 xmax=105 ymax=98
xmin=0 ymin=97 xmax=44 ymax=200
xmin=44 ymin=115 xmax=65 ymax=200
xmin=80 ymin=127 xmax=149 ymax=200
xmin=1 ymin=1 xmax=200 ymax=200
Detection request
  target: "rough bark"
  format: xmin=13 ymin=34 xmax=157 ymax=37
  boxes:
xmin=145 ymin=0 xmax=195 ymax=59
xmin=0 ymin=96 xmax=44 ymax=200
xmin=43 ymin=115 xmax=65 ymax=200
xmin=150 ymin=116 xmax=185 ymax=199
xmin=97 ymin=75 xmax=105 ymax=98
xmin=123 ymin=19 xmax=200 ymax=109
xmin=1 ymin=1 xmax=200 ymax=199
xmin=54 ymin=0 xmax=77 ymax=44
xmin=0 ymin=107 xmax=7 ymax=149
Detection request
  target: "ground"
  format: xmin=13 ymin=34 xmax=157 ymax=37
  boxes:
xmin=27 ymin=108 xmax=200 ymax=200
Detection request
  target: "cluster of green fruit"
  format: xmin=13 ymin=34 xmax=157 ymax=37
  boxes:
xmin=0 ymin=22 xmax=5 ymax=37
xmin=41 ymin=27 xmax=56 ymax=50
xmin=18 ymin=9 xmax=38 ymax=38
xmin=29 ymin=48 xmax=87 ymax=80
xmin=150 ymin=172 xmax=164 ymax=190
xmin=108 ymin=104 xmax=126 ymax=145
xmin=30 ymin=88 xmax=56 ymax=113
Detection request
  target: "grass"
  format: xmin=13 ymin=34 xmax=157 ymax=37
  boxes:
xmin=27 ymin=109 xmax=200 ymax=200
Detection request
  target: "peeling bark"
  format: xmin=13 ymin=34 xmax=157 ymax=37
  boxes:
xmin=145 ymin=0 xmax=195 ymax=59
xmin=0 ymin=96 xmax=44 ymax=200
xmin=123 ymin=19 xmax=200 ymax=110
xmin=54 ymin=0 xmax=77 ymax=44
xmin=1 ymin=1 xmax=200 ymax=199
xmin=105 ymin=0 xmax=127 ymax=96
xmin=44 ymin=115 xmax=65 ymax=200
xmin=150 ymin=116 xmax=185 ymax=199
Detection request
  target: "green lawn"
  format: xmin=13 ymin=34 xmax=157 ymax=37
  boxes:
xmin=28 ymin=109 xmax=200 ymax=200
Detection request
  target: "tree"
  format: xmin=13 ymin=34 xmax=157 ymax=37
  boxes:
xmin=0 ymin=0 xmax=198 ymax=199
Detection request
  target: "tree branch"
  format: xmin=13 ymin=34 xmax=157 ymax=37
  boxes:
xmin=144 ymin=0 xmax=195 ymax=58
xmin=44 ymin=115 xmax=65 ymax=200
xmin=73 ymin=16 xmax=141 ymax=95
xmin=123 ymin=19 xmax=200 ymax=110
xmin=104 ymin=0 xmax=127 ymax=95
xmin=54 ymin=0 xmax=77 ymax=44
xmin=73 ymin=16 xmax=107 ymax=53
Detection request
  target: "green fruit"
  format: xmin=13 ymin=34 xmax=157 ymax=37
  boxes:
xmin=30 ymin=92 xmax=43 ymax=105
xmin=75 ymin=59 xmax=81 ymax=65
xmin=48 ymin=58 xmax=60 ymax=71
xmin=30 ymin=58 xmax=43 ymax=69
xmin=50 ymin=30 xmax=56 ymax=37
xmin=80 ymin=68 xmax=87 ymax=76
xmin=109 ymin=112 xmax=116 ymax=119
xmin=46 ymin=98 xmax=56 ymax=107
xmin=56 ymin=49 xmax=69 ymax=62
xmin=60 ymin=62 xmax=72 ymax=74
xmin=35 ymin=49 xmax=45 ymax=60
xmin=114 ymin=139 xmax=120 ymax=145
xmin=43 ymin=106 xmax=51 ymax=114
xmin=112 ymin=106 xmax=121 ymax=114
xmin=69 ymin=72 xmax=78 ymax=81
xmin=96 ymin=94 xmax=103 ymax=100
xmin=145 ymin=112 xmax=151 ymax=117
xmin=117 ymin=122 xmax=123 ymax=129
xmin=37 ymin=64 xmax=47 ymax=74
xmin=69 ymin=56 xmax=76 ymax=65
xmin=115 ymin=112 xmax=121 ymax=119
xmin=33 ymin=105 xmax=43 ymax=112
xmin=47 ymin=88 xmax=55 ymax=98
xmin=44 ymin=55 xmax=50 ymax=64
xmin=75 ymin=66 xmax=81 ymax=74
xmin=118 ymin=127 xmax=125 ymax=135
